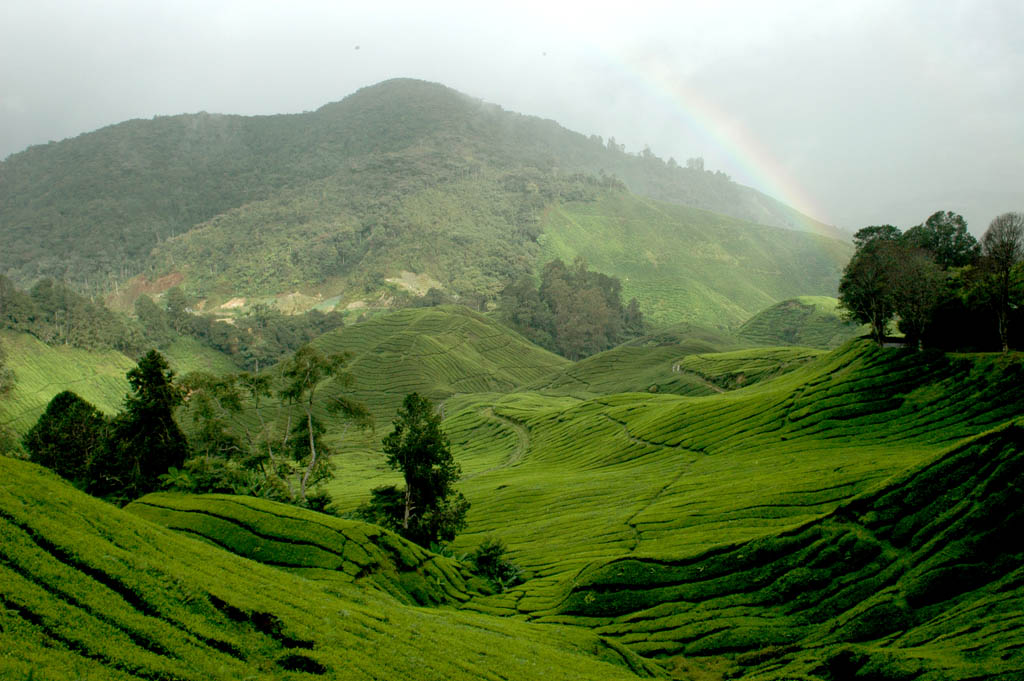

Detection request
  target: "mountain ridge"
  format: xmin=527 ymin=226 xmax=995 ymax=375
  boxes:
xmin=1 ymin=78 xmax=844 ymax=311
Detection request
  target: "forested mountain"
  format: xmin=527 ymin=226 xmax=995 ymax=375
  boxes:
xmin=0 ymin=78 xmax=845 ymax=323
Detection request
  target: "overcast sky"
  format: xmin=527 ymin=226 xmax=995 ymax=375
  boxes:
xmin=2 ymin=0 xmax=1021 ymax=233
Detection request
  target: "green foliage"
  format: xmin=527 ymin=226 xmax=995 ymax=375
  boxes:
xmin=501 ymin=258 xmax=645 ymax=360
xmin=95 ymin=350 xmax=189 ymax=501
xmin=22 ymin=391 xmax=108 ymax=484
xmin=980 ymin=212 xmax=1024 ymax=351
xmin=0 ymin=455 xmax=660 ymax=680
xmin=0 ymin=275 xmax=143 ymax=353
xmin=279 ymin=345 xmax=371 ymax=502
xmin=903 ymin=210 xmax=980 ymax=269
xmin=0 ymin=78 xmax=833 ymax=301
xmin=470 ymin=537 xmax=522 ymax=592
xmin=839 ymin=238 xmax=899 ymax=344
xmin=374 ymin=392 xmax=469 ymax=548
xmin=537 ymin=194 xmax=851 ymax=328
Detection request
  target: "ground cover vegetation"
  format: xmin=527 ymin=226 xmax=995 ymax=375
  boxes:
xmin=738 ymin=296 xmax=864 ymax=348
xmin=0 ymin=79 xmax=852 ymax=338
xmin=4 ymin=78 xmax=1024 ymax=680
xmin=0 ymin=455 xmax=661 ymax=681
xmin=2 ymin=295 xmax=1024 ymax=678
xmin=838 ymin=210 xmax=1024 ymax=351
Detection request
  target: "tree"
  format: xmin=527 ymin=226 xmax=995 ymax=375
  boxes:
xmin=903 ymin=211 xmax=980 ymax=269
xmin=0 ymin=339 xmax=13 ymax=398
xmin=23 ymin=391 xmax=108 ymax=484
xmin=279 ymin=345 xmax=370 ymax=503
xmin=853 ymin=224 xmax=901 ymax=250
xmin=838 ymin=236 xmax=901 ymax=345
xmin=0 ymin=340 xmax=17 ymax=454
xmin=368 ymin=392 xmax=469 ymax=548
xmin=980 ymin=212 xmax=1024 ymax=352
xmin=96 ymin=350 xmax=189 ymax=499
xmin=891 ymin=249 xmax=944 ymax=349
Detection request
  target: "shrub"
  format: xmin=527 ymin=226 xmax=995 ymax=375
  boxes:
xmin=470 ymin=537 xmax=522 ymax=592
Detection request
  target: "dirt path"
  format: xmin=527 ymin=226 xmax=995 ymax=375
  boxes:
xmin=464 ymin=407 xmax=531 ymax=479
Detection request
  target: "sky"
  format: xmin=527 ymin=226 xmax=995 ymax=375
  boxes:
xmin=2 ymin=0 xmax=1022 ymax=234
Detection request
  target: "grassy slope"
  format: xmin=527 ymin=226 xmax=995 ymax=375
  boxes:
xmin=310 ymin=305 xmax=569 ymax=423
xmin=0 ymin=330 xmax=238 ymax=436
xmin=524 ymin=324 xmax=818 ymax=399
xmin=328 ymin=343 xmax=1024 ymax=622
xmin=739 ymin=296 xmax=864 ymax=349
xmin=0 ymin=330 xmax=134 ymax=432
xmin=559 ymin=420 xmax=1024 ymax=680
xmin=0 ymin=457 xmax=659 ymax=681
xmin=539 ymin=196 xmax=851 ymax=328
xmin=125 ymin=492 xmax=487 ymax=608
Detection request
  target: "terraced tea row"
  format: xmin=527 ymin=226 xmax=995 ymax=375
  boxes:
xmin=0 ymin=457 xmax=660 ymax=680
xmin=127 ymin=493 xmax=483 ymax=606
xmin=388 ymin=343 xmax=1024 ymax=621
xmin=549 ymin=420 xmax=1024 ymax=679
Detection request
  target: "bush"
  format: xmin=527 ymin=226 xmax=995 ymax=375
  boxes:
xmin=470 ymin=537 xmax=522 ymax=592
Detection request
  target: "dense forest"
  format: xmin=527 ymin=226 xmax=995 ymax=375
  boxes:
xmin=500 ymin=258 xmax=644 ymax=359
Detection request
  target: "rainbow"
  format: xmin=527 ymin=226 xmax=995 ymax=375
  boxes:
xmin=599 ymin=50 xmax=835 ymax=235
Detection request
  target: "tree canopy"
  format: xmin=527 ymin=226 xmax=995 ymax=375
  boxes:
xmin=500 ymin=258 xmax=644 ymax=360
xmin=359 ymin=392 xmax=468 ymax=548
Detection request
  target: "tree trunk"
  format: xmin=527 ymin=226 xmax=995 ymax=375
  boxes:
xmin=300 ymin=409 xmax=316 ymax=502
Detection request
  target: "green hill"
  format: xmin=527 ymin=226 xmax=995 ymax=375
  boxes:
xmin=525 ymin=323 xmax=751 ymax=398
xmin=0 ymin=79 xmax=850 ymax=328
xmin=538 ymin=197 xmax=851 ymax=328
xmin=344 ymin=343 xmax=1024 ymax=622
xmin=306 ymin=305 xmax=569 ymax=424
xmin=0 ymin=456 xmax=659 ymax=680
xmin=126 ymin=492 xmax=486 ymax=607
xmin=0 ymin=329 xmax=239 ymax=436
xmin=4 ymin=324 xmax=1024 ymax=678
xmin=556 ymin=420 xmax=1024 ymax=679
xmin=740 ymin=296 xmax=864 ymax=348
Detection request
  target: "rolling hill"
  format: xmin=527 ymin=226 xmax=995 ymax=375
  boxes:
xmin=3 ymin=302 xmax=1024 ymax=679
xmin=0 ymin=456 xmax=659 ymax=681
xmin=0 ymin=329 xmax=239 ymax=436
xmin=739 ymin=296 xmax=864 ymax=348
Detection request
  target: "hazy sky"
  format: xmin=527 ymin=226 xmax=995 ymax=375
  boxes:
xmin=2 ymin=0 xmax=1022 ymax=233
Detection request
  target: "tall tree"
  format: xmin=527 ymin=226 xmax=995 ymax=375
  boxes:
xmin=96 ymin=350 xmax=189 ymax=499
xmin=838 ymin=235 xmax=901 ymax=345
xmin=372 ymin=392 xmax=469 ymax=548
xmin=279 ymin=345 xmax=370 ymax=503
xmin=980 ymin=212 xmax=1024 ymax=352
xmin=23 ymin=391 xmax=108 ymax=484
xmin=891 ymin=250 xmax=944 ymax=349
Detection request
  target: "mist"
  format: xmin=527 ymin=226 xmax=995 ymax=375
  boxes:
xmin=2 ymin=0 xmax=1021 ymax=233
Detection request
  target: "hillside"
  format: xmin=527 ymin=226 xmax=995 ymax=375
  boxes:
xmin=329 ymin=343 xmax=1024 ymax=618
xmin=538 ymin=196 xmax=851 ymax=327
xmin=0 ymin=78 xmax=849 ymax=328
xmin=0 ymin=329 xmax=238 ymax=435
xmin=557 ymin=419 xmax=1024 ymax=679
xmin=3 ymin=326 xmax=1024 ymax=679
xmin=740 ymin=296 xmax=864 ymax=348
xmin=0 ymin=456 xmax=658 ymax=680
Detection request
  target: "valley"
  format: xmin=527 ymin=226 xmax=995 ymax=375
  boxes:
xmin=1 ymin=79 xmax=1021 ymax=681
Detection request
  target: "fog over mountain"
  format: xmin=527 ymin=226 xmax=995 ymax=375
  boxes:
xmin=2 ymin=0 xmax=1021 ymax=233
